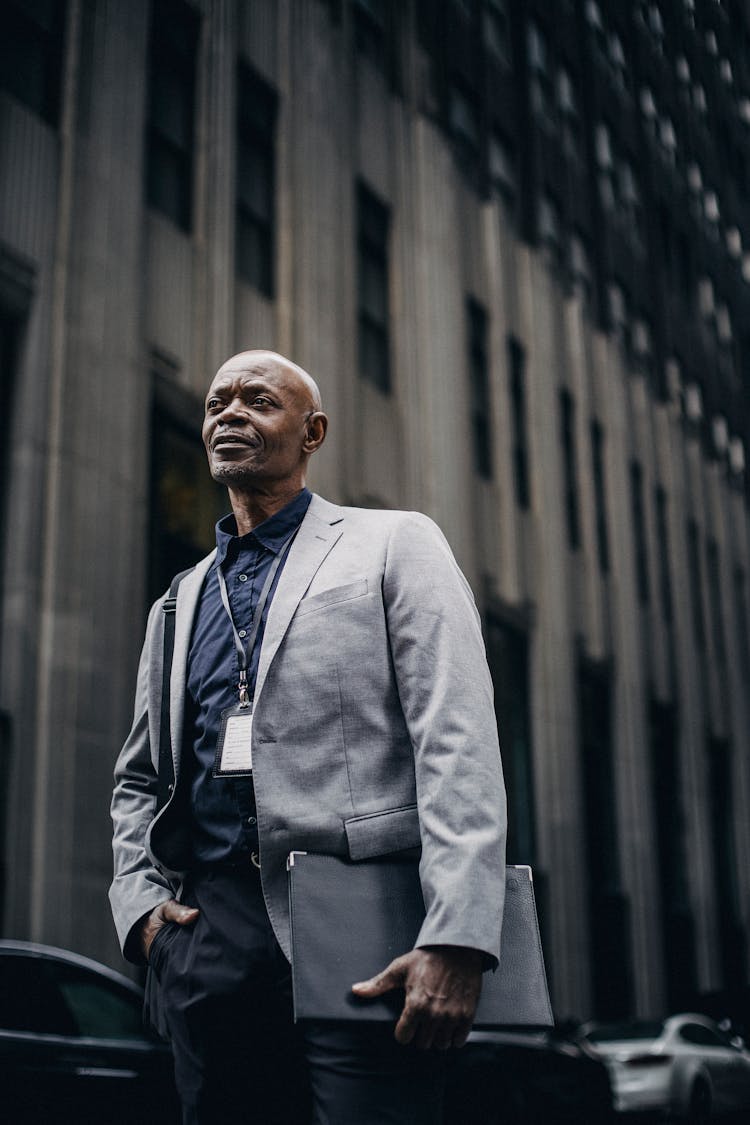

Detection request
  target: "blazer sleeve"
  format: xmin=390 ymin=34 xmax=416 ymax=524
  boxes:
xmin=383 ymin=513 xmax=507 ymax=966
xmin=109 ymin=595 xmax=176 ymax=962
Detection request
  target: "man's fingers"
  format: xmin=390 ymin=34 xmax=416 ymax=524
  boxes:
xmin=394 ymin=1003 xmax=418 ymax=1045
xmin=353 ymin=948 xmax=482 ymax=1055
xmin=351 ymin=957 xmax=407 ymax=997
xmin=141 ymin=899 xmax=199 ymax=960
xmin=161 ymin=899 xmax=200 ymax=926
xmin=451 ymin=1021 xmax=472 ymax=1049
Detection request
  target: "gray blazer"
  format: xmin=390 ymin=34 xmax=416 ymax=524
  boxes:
xmin=110 ymin=495 xmax=507 ymax=964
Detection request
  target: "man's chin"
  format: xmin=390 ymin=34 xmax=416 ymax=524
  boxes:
xmin=209 ymin=461 xmax=258 ymax=486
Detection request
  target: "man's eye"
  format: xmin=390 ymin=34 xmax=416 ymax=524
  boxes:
xmin=207 ymin=397 xmax=221 ymax=409
xmin=253 ymin=396 xmax=272 ymax=406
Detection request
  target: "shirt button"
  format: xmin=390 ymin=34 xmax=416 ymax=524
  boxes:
xmin=247 ymin=816 xmax=257 ymax=826
xmin=239 ymin=574 xmax=248 ymax=582
xmin=238 ymin=629 xmax=247 ymax=638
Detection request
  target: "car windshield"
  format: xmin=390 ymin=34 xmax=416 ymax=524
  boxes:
xmin=587 ymin=1021 xmax=665 ymax=1042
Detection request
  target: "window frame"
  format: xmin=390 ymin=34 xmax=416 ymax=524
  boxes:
xmin=356 ymin=181 xmax=392 ymax=394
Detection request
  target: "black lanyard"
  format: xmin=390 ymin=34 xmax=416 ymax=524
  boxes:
xmin=216 ymin=530 xmax=297 ymax=706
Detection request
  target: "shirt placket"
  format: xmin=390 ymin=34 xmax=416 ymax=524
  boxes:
xmin=229 ymin=540 xmax=264 ymax=853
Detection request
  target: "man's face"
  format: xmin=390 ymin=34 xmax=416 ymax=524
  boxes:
xmin=202 ymin=358 xmax=315 ymax=489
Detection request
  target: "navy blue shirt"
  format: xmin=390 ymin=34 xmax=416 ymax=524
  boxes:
xmin=185 ymin=488 xmax=312 ymax=864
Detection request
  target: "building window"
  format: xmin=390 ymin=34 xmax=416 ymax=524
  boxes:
xmin=640 ymin=85 xmax=658 ymax=139
xmin=659 ymin=116 xmax=678 ymax=166
xmin=0 ymin=309 xmax=22 ymax=923
xmin=527 ymin=22 xmax=553 ymax=127
xmin=486 ymin=618 xmax=535 ymax=865
xmin=356 ymin=181 xmax=391 ymax=393
xmin=0 ymin=0 xmax=66 ymax=126
xmin=570 ymin=231 xmax=592 ymax=304
xmin=693 ymin=83 xmax=707 ymax=115
xmin=655 ymin=487 xmax=673 ymax=624
xmin=734 ymin=568 xmax=750 ymax=682
xmin=483 ymin=0 xmax=511 ymax=66
xmin=586 ymin=1 xmax=608 ymax=64
xmin=0 ymin=309 xmax=21 ymax=677
xmin=449 ymin=82 xmax=481 ymax=168
xmin=707 ymin=736 xmax=747 ymax=986
xmin=236 ymin=62 xmax=277 ymax=297
xmin=608 ymin=280 xmax=629 ymax=344
xmin=538 ymin=193 xmax=562 ymax=267
xmin=578 ymin=655 xmax=633 ymax=1019
xmin=559 ymin=389 xmax=580 ymax=550
xmin=149 ymin=400 xmax=226 ymax=604
xmin=596 ymin=123 xmax=616 ymax=211
xmin=619 ymin=159 xmax=644 ymax=250
xmin=467 ymin=299 xmax=492 ymax=479
xmin=630 ymin=461 xmax=650 ymax=605
xmin=590 ymin=421 xmax=609 ymax=574
xmin=415 ymin=0 xmax=438 ymax=52
xmin=686 ymin=519 xmax=705 ymax=651
xmin=636 ymin=2 xmax=664 ymax=54
xmin=353 ymin=0 xmax=389 ymax=72
xmin=609 ymin=33 xmax=628 ymax=92
xmin=557 ymin=66 xmax=581 ymax=162
xmin=631 ymin=315 xmax=654 ymax=376
xmin=508 ymin=337 xmax=530 ymax=510
xmin=488 ymin=130 xmax=516 ymax=208
xmin=145 ymin=0 xmax=199 ymax=232
xmin=706 ymin=539 xmax=726 ymax=666
xmin=649 ymin=699 xmax=697 ymax=1009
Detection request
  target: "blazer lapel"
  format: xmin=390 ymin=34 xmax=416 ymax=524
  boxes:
xmin=169 ymin=550 xmax=216 ymax=777
xmin=254 ymin=499 xmax=343 ymax=704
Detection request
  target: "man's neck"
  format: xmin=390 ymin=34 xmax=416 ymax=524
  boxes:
xmin=228 ymin=482 xmax=305 ymax=535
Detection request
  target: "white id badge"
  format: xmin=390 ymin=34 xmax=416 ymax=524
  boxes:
xmin=213 ymin=704 xmax=254 ymax=777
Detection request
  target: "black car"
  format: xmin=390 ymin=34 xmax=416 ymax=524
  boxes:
xmin=444 ymin=1027 xmax=616 ymax=1125
xmin=0 ymin=939 xmax=613 ymax=1125
xmin=0 ymin=940 xmax=179 ymax=1125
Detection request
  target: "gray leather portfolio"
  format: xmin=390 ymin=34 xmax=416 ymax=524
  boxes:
xmin=287 ymin=853 xmax=553 ymax=1028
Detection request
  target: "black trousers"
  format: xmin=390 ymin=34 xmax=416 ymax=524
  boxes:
xmin=149 ymin=865 xmax=445 ymax=1125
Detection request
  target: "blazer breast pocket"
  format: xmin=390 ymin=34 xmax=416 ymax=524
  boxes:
xmin=295 ymin=578 xmax=369 ymax=619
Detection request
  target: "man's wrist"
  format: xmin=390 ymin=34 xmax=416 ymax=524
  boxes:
xmin=123 ymin=908 xmax=158 ymax=964
xmin=419 ymin=944 xmax=484 ymax=966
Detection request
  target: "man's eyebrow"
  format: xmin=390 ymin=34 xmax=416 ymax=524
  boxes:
xmin=205 ymin=377 xmax=283 ymax=402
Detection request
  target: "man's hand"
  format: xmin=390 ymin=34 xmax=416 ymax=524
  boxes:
xmin=139 ymin=899 xmax=199 ymax=961
xmin=351 ymin=945 xmax=483 ymax=1050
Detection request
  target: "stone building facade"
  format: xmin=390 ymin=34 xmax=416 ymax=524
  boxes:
xmin=1 ymin=0 xmax=749 ymax=1021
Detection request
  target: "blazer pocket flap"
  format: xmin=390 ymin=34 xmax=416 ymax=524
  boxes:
xmin=344 ymin=804 xmax=421 ymax=860
xmin=295 ymin=578 xmax=368 ymax=618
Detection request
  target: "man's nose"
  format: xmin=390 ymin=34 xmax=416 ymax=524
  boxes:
xmin=216 ymin=396 xmax=248 ymax=423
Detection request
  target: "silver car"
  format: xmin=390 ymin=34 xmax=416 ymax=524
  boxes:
xmin=580 ymin=1013 xmax=750 ymax=1121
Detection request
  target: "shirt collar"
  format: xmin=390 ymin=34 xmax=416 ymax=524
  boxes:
xmin=215 ymin=488 xmax=312 ymax=565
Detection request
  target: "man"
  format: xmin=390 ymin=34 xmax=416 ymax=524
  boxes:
xmin=110 ymin=350 xmax=506 ymax=1124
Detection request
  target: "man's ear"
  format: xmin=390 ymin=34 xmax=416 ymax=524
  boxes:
xmin=303 ymin=411 xmax=328 ymax=454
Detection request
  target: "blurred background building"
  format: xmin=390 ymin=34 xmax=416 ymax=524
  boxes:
xmin=1 ymin=0 xmax=749 ymax=1022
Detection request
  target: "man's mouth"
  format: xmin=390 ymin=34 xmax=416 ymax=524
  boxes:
xmin=212 ymin=431 xmax=258 ymax=450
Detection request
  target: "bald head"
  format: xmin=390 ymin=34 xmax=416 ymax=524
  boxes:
xmin=202 ymin=350 xmax=328 ymax=518
xmin=214 ymin=350 xmax=323 ymax=413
